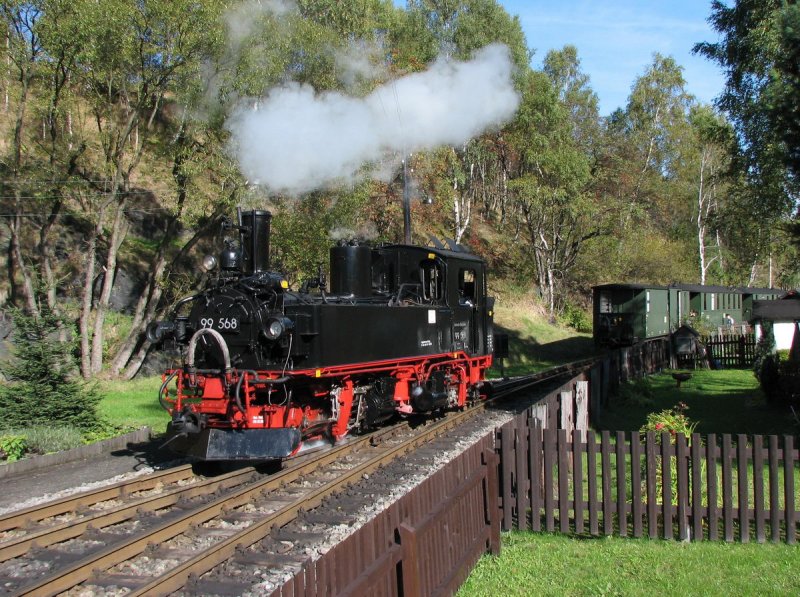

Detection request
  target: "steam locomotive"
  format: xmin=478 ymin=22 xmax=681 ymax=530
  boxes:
xmin=149 ymin=209 xmax=496 ymax=460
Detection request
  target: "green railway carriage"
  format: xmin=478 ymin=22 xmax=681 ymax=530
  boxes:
xmin=593 ymin=283 xmax=785 ymax=345
xmin=593 ymin=284 xmax=671 ymax=345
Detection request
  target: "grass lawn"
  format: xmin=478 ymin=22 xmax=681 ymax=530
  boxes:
xmin=597 ymin=368 xmax=798 ymax=437
xmin=459 ymin=532 xmax=800 ymax=596
xmin=96 ymin=376 xmax=170 ymax=433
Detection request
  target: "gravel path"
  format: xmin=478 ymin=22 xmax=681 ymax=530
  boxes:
xmin=0 ymin=439 xmax=176 ymax=515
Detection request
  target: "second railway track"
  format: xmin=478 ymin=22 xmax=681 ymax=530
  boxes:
xmin=0 ymin=360 xmax=593 ymax=596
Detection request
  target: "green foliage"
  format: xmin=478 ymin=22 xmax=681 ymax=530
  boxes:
xmin=10 ymin=426 xmax=84 ymax=455
xmin=558 ymin=302 xmax=592 ymax=333
xmin=695 ymin=0 xmax=798 ymax=262
xmin=0 ymin=308 xmax=103 ymax=432
xmin=80 ymin=421 xmax=132 ymax=445
xmin=639 ymin=401 xmax=699 ymax=504
xmin=0 ymin=435 xmax=28 ymax=462
xmin=640 ymin=402 xmax=698 ymax=440
xmin=754 ymin=321 xmax=777 ymax=384
xmin=3 ymin=0 xmax=796 ymax=384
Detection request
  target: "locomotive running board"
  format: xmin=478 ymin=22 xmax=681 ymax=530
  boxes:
xmin=167 ymin=427 xmax=302 ymax=461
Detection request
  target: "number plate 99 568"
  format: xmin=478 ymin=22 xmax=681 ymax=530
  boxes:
xmin=199 ymin=317 xmax=239 ymax=331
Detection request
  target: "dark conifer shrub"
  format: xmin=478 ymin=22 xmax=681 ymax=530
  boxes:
xmin=0 ymin=308 xmax=102 ymax=431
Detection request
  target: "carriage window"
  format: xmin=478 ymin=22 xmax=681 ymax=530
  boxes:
xmin=599 ymin=292 xmax=612 ymax=313
xmin=420 ymin=261 xmax=442 ymax=302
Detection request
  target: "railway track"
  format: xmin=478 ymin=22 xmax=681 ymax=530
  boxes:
xmin=0 ymin=404 xmax=486 ymax=595
xmin=0 ymin=359 xmax=595 ymax=596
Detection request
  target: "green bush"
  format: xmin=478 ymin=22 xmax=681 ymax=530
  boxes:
xmin=640 ymin=402 xmax=699 ymax=439
xmin=640 ymin=403 xmax=700 ymax=505
xmin=560 ymin=302 xmax=592 ymax=333
xmin=0 ymin=308 xmax=104 ymax=432
xmin=0 ymin=435 xmax=28 ymax=462
xmin=16 ymin=426 xmax=84 ymax=454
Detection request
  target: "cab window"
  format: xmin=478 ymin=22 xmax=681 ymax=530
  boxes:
xmin=421 ymin=261 xmax=442 ymax=302
xmin=459 ymin=269 xmax=477 ymax=304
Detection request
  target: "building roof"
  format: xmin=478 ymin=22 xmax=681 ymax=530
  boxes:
xmin=751 ymin=295 xmax=800 ymax=322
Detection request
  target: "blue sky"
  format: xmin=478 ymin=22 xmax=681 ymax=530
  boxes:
xmin=393 ymin=1 xmax=726 ymax=116
xmin=503 ymin=0 xmax=725 ymax=115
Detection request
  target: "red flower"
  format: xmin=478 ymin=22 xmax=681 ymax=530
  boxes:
xmin=655 ymin=423 xmax=665 ymax=430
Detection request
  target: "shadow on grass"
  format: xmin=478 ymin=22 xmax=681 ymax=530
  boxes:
xmin=491 ymin=323 xmax=599 ymax=377
xmin=596 ymin=369 xmax=799 ymax=437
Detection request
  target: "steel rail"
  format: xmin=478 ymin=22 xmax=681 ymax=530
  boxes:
xmin=489 ymin=357 xmax=596 ymax=399
xmin=127 ymin=406 xmax=482 ymax=597
xmin=0 ymin=466 xmax=261 ymax=562
xmin=11 ymin=424 xmax=403 ymax=597
xmin=13 ymin=407 xmax=479 ymax=596
xmin=0 ymin=464 xmax=197 ymax=532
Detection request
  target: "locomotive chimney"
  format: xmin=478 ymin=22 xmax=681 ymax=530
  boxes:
xmin=238 ymin=209 xmax=272 ymax=274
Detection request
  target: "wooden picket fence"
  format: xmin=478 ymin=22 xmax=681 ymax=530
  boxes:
xmin=677 ymin=334 xmax=757 ymax=369
xmin=498 ymin=420 xmax=799 ymax=543
xmin=702 ymin=333 xmax=758 ymax=368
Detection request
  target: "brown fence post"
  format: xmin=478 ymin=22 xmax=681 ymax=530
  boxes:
xmin=483 ymin=447 xmax=501 ymax=555
xmin=573 ymin=429 xmax=585 ymax=535
xmin=646 ymin=432 xmax=658 ymax=539
xmin=575 ymin=381 xmax=589 ymax=441
xmin=544 ymin=428 xmax=556 ymax=532
xmin=587 ymin=430 xmax=599 ymax=535
xmin=753 ymin=435 xmax=765 ymax=543
xmin=515 ymin=423 xmax=529 ymax=531
xmin=676 ymin=434 xmax=689 ymax=541
xmin=529 ymin=421 xmax=543 ymax=533
xmin=707 ymin=434 xmax=719 ymax=542
xmin=739 ymin=335 xmax=746 ymax=368
xmin=558 ymin=429 xmax=570 ymax=534
xmin=737 ymin=434 xmax=750 ymax=543
xmin=601 ymin=431 xmax=613 ymax=535
xmin=722 ymin=434 xmax=734 ymax=542
xmin=398 ymin=522 xmax=421 ymax=597
xmin=769 ymin=434 xmax=781 ymax=543
xmin=784 ymin=435 xmax=796 ymax=545
xmin=500 ymin=425 xmax=514 ymax=531
xmin=560 ymin=391 xmax=574 ymax=435
xmin=631 ymin=433 xmax=643 ymax=538
xmin=691 ymin=433 xmax=704 ymax=541
xmin=616 ymin=431 xmax=627 ymax=537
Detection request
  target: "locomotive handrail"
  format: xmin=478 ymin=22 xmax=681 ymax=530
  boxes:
xmin=186 ymin=327 xmax=231 ymax=376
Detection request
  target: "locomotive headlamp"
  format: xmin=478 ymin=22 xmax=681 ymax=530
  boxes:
xmin=201 ymin=254 xmax=218 ymax=272
xmin=146 ymin=320 xmax=176 ymax=344
xmin=263 ymin=316 xmax=294 ymax=341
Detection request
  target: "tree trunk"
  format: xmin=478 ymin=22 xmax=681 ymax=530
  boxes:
xmin=79 ymin=212 xmax=103 ymax=378
xmin=90 ymin=199 xmax=129 ymax=374
xmin=8 ymin=209 xmax=38 ymax=314
xmin=119 ymin=213 xmax=223 ymax=379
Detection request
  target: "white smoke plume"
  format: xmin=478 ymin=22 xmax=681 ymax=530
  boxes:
xmin=226 ymin=0 xmax=296 ymax=51
xmin=228 ymin=43 xmax=520 ymax=195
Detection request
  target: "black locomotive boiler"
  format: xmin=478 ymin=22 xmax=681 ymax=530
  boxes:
xmin=149 ymin=209 xmax=496 ymax=460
